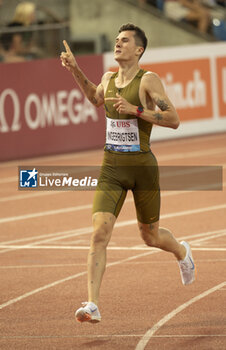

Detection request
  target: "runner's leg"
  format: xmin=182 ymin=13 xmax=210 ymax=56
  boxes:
xmin=138 ymin=220 xmax=186 ymax=260
xmin=88 ymin=212 xmax=116 ymax=305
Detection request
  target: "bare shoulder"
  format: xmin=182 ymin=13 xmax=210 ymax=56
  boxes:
xmin=101 ymin=71 xmax=115 ymax=91
xmin=141 ymin=71 xmax=165 ymax=93
xmin=102 ymin=71 xmax=115 ymax=83
xmin=142 ymin=71 xmax=161 ymax=84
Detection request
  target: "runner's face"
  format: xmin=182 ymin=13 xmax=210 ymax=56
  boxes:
xmin=114 ymin=31 xmax=142 ymax=62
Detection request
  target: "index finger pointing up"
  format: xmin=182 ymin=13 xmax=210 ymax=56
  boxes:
xmin=63 ymin=40 xmax=72 ymax=54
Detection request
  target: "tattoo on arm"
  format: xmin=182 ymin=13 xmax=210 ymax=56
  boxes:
xmin=91 ymin=97 xmax=98 ymax=105
xmin=156 ymin=99 xmax=170 ymax=111
xmin=153 ymin=112 xmax=163 ymax=123
xmin=74 ymin=73 xmax=100 ymax=104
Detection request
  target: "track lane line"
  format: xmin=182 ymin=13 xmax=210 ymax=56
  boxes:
xmin=1 ymin=258 xmax=226 ymax=269
xmin=1 ymin=230 xmax=226 ymax=252
xmin=1 ymin=228 xmax=226 ymax=251
xmin=2 ymin=226 xmax=225 ymax=247
xmin=0 ymin=251 xmax=158 ymax=311
xmin=1 ymin=245 xmax=226 ymax=251
xmin=0 ymin=199 xmax=225 ymax=225
xmin=0 ymin=191 xmax=63 ymax=202
xmin=0 ymin=213 xmax=225 ymax=255
xmin=135 ymin=281 xmax=226 ymax=350
xmin=1 ymin=133 xmax=225 ymax=170
xmin=0 ymin=146 xmax=225 ymax=184
xmin=0 ymin=204 xmax=92 ymax=224
xmin=0 ymin=177 xmax=224 ymax=203
xmin=0 ymin=334 xmax=226 ymax=339
xmin=192 ymin=232 xmax=226 ymax=245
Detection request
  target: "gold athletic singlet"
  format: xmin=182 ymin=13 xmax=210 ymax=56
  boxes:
xmin=92 ymin=69 xmax=160 ymax=224
xmin=104 ymin=69 xmax=152 ymax=153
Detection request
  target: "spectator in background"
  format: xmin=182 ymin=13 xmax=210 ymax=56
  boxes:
xmin=0 ymin=23 xmax=26 ymax=63
xmin=0 ymin=1 xmax=64 ymax=63
xmin=164 ymin=0 xmax=212 ymax=34
xmin=9 ymin=1 xmax=41 ymax=58
xmin=12 ymin=1 xmax=36 ymax=26
xmin=0 ymin=1 xmax=38 ymax=62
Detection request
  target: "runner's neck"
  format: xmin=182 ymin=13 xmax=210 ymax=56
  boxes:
xmin=116 ymin=65 xmax=140 ymax=88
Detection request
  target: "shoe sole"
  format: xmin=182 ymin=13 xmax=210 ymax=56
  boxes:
xmin=75 ymin=310 xmax=101 ymax=323
xmin=181 ymin=241 xmax=196 ymax=285
xmin=186 ymin=243 xmax=196 ymax=285
xmin=183 ymin=274 xmax=195 ymax=285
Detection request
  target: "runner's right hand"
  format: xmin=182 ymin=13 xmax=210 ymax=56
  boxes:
xmin=60 ymin=40 xmax=78 ymax=73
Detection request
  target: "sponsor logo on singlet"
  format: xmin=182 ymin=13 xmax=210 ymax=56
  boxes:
xmin=105 ymin=117 xmax=140 ymax=152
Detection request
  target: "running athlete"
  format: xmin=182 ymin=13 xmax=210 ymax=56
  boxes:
xmin=60 ymin=23 xmax=195 ymax=324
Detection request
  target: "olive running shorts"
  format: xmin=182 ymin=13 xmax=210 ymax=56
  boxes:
xmin=92 ymin=150 xmax=160 ymax=224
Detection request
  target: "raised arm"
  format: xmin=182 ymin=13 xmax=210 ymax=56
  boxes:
xmin=60 ymin=40 xmax=104 ymax=107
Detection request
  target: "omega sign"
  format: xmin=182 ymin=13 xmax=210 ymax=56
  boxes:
xmin=0 ymin=88 xmax=98 ymax=133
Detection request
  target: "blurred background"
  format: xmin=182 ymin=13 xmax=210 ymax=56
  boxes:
xmin=0 ymin=0 xmax=225 ymax=62
xmin=0 ymin=0 xmax=226 ymax=161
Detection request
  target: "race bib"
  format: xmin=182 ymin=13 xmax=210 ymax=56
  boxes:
xmin=105 ymin=117 xmax=140 ymax=152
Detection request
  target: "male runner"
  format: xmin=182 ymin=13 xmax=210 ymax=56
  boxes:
xmin=60 ymin=23 xmax=195 ymax=324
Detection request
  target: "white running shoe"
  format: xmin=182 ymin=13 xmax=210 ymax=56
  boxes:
xmin=178 ymin=241 xmax=195 ymax=285
xmin=75 ymin=302 xmax=101 ymax=323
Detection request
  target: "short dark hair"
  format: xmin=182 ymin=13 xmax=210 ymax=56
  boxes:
xmin=118 ymin=23 xmax=147 ymax=58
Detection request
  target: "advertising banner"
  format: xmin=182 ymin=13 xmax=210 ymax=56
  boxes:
xmin=0 ymin=55 xmax=105 ymax=161
xmin=216 ymin=56 xmax=226 ymax=117
xmin=104 ymin=42 xmax=226 ymax=141
xmin=1 ymin=42 xmax=226 ymax=161
xmin=142 ymin=59 xmax=212 ymax=122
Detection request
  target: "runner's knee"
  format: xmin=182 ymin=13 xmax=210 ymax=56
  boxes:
xmin=91 ymin=213 xmax=115 ymax=247
xmin=138 ymin=222 xmax=159 ymax=247
xmin=91 ymin=225 xmax=111 ymax=247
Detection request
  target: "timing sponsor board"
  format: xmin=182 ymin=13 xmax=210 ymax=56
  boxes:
xmin=104 ymin=42 xmax=226 ymax=141
xmin=1 ymin=43 xmax=226 ymax=161
xmin=0 ymin=55 xmax=105 ymax=161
